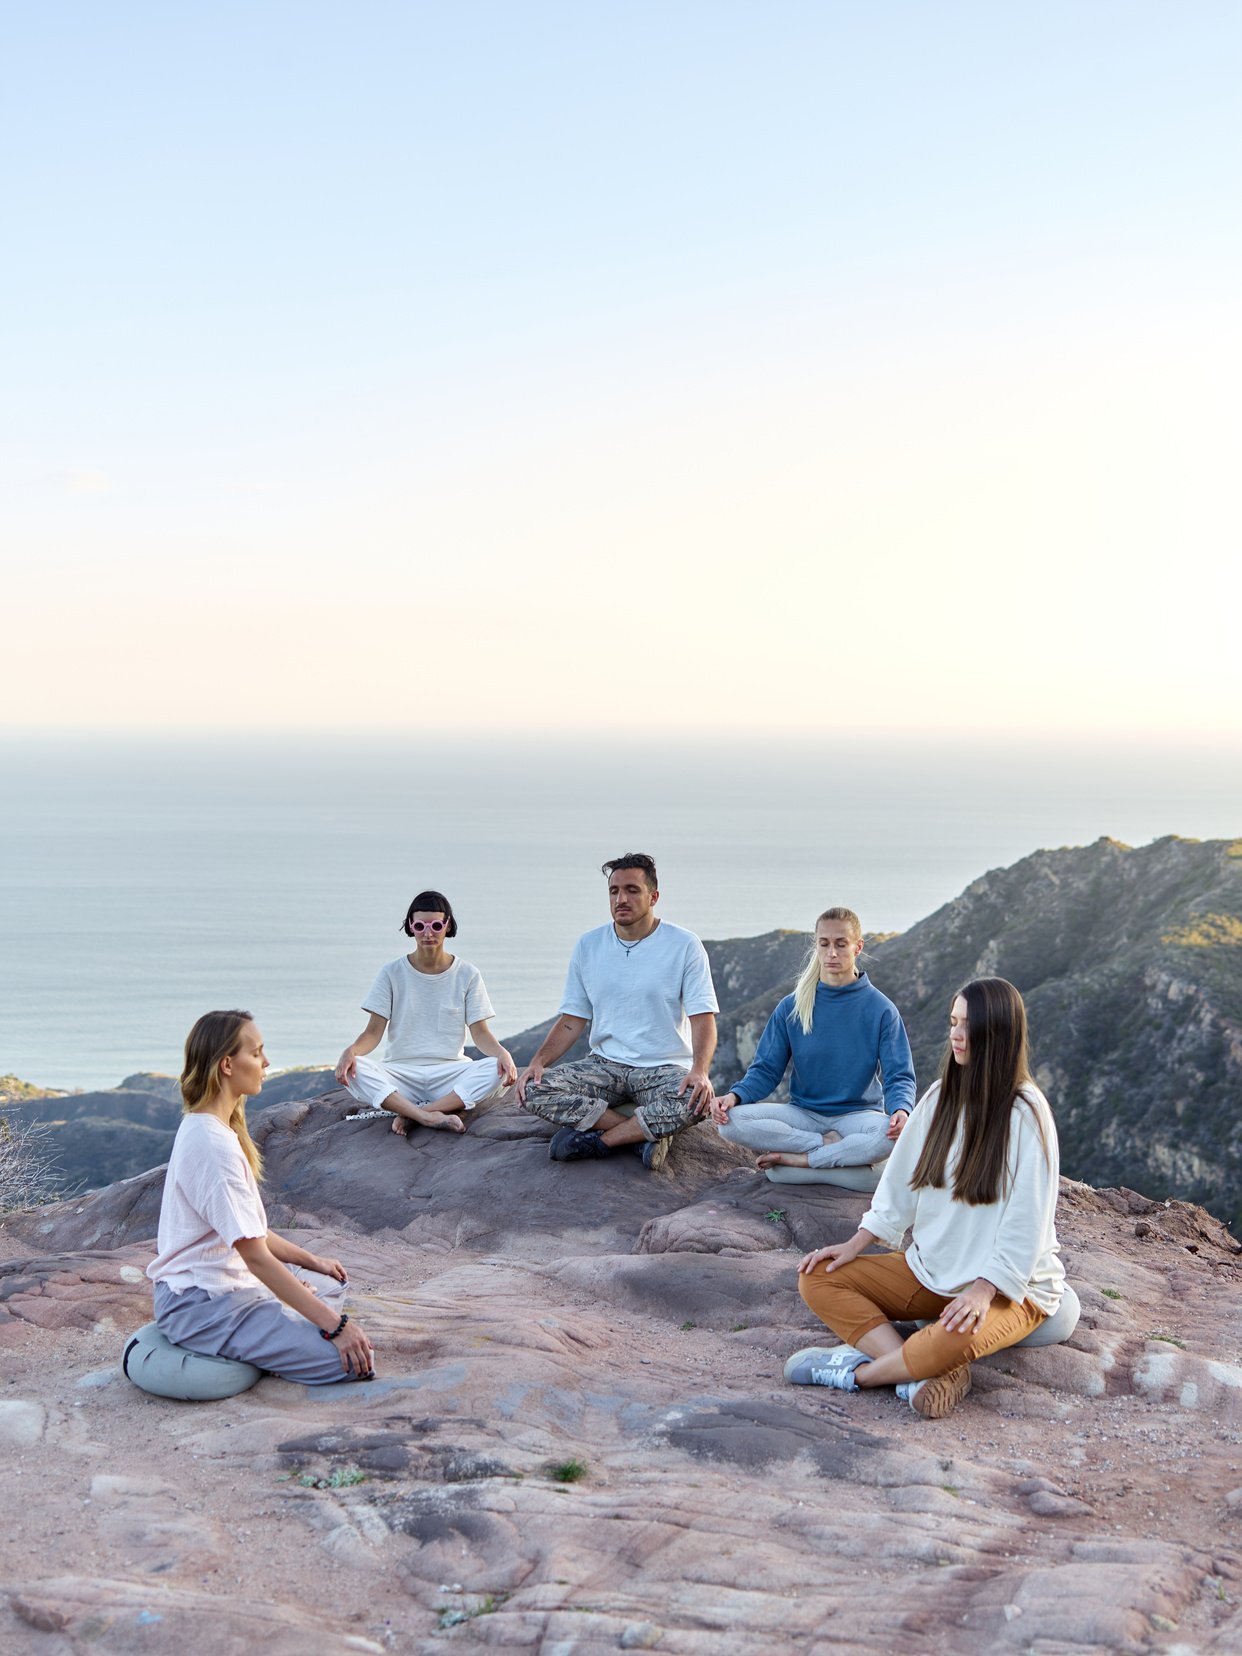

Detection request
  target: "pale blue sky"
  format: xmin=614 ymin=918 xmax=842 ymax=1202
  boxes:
xmin=3 ymin=3 xmax=1239 ymax=737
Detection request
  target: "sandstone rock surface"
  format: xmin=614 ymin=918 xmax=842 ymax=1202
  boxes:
xmin=3 ymin=1095 xmax=1242 ymax=1654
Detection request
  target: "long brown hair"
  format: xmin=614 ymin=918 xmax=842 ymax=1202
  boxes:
xmin=910 ymin=978 xmax=1050 ymax=1206
xmin=180 ymin=1009 xmax=263 ymax=1179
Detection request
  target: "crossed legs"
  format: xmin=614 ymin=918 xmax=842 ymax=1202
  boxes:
xmin=798 ymin=1250 xmax=1046 ymax=1384
xmin=520 ymin=1054 xmax=704 ymax=1146
xmin=345 ymin=1055 xmax=505 ymax=1138
xmin=718 ymin=1103 xmax=892 ymax=1171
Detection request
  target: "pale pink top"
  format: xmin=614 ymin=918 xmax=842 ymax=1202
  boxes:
xmin=147 ymin=1112 xmax=269 ymax=1295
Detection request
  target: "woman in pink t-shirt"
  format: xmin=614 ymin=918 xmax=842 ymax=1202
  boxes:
xmin=148 ymin=1010 xmax=375 ymax=1383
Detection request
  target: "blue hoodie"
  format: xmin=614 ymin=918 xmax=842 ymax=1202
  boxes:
xmin=730 ymin=973 xmax=915 ymax=1117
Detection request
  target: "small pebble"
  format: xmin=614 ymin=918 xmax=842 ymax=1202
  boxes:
xmin=620 ymin=1622 xmax=663 ymax=1650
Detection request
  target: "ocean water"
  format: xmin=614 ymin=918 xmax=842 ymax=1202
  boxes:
xmin=2 ymin=732 xmax=1239 ymax=1090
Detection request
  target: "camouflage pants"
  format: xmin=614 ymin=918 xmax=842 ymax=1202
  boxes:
xmin=520 ymin=1053 xmax=704 ymax=1141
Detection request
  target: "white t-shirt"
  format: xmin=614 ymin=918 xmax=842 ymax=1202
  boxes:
xmin=147 ymin=1112 xmax=270 ymax=1296
xmin=363 ymin=955 xmax=496 ymax=1062
xmin=559 ymin=920 xmax=719 ymax=1069
xmin=860 ymin=1081 xmax=1065 ymax=1315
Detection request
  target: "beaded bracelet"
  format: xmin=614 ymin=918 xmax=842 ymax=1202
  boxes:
xmin=320 ymin=1313 xmax=350 ymax=1342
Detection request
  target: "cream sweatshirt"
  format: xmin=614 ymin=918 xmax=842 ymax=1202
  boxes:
xmin=860 ymin=1080 xmax=1065 ymax=1315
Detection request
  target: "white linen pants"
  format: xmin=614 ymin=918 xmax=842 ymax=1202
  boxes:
xmin=345 ymin=1054 xmax=505 ymax=1112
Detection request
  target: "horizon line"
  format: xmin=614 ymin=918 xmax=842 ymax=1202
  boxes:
xmin=2 ymin=724 xmax=1240 ymax=754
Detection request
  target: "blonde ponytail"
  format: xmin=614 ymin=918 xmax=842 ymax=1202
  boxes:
xmin=792 ymin=949 xmax=820 ymax=1035
xmin=794 ymin=908 xmax=863 ymax=1034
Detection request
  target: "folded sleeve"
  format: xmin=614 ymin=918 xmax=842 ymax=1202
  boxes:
xmin=681 ymin=938 xmax=720 ymax=1016
xmin=464 ymin=966 xmax=496 ymax=1024
xmin=199 ymin=1172 xmax=268 ymax=1248
xmin=362 ymin=965 xmax=394 ymax=1019
xmin=183 ymin=1141 xmax=268 ymax=1247
xmin=558 ymin=940 xmax=593 ymax=1019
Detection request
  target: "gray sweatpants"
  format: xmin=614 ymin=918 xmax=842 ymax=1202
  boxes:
xmin=520 ymin=1053 xmax=704 ymax=1141
xmin=153 ymin=1266 xmax=358 ymax=1386
xmin=716 ymin=1101 xmax=892 ymax=1169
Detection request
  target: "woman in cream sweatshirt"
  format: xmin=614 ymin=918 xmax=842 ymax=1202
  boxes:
xmin=788 ymin=977 xmax=1063 ymax=1418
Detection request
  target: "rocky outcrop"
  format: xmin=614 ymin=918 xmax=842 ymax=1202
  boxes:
xmin=2 ymin=936 xmax=811 ymax=1198
xmin=859 ymin=836 xmax=1242 ymax=1227
xmin=676 ymin=838 xmax=1242 ymax=1225
xmin=3 ymin=1069 xmax=340 ymax=1199
xmin=0 ymin=1075 xmax=62 ymax=1103
xmin=3 ymin=1090 xmax=762 ymax=1254
xmin=500 ymin=839 xmax=1242 ymax=1227
xmin=2 ymin=1098 xmax=1241 ymax=1654
xmin=9 ymin=838 xmax=1242 ymax=1223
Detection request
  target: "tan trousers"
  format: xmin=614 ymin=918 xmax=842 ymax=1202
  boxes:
xmin=798 ymin=1249 xmax=1046 ymax=1382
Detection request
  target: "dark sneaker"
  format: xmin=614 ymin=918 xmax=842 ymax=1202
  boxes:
xmin=549 ymin=1127 xmax=612 ymax=1162
xmin=638 ymin=1136 xmax=672 ymax=1171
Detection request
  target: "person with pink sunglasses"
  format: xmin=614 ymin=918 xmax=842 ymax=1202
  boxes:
xmin=335 ymin=889 xmax=516 ymax=1139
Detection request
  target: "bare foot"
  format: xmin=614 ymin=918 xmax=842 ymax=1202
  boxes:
xmin=755 ymin=1151 xmax=809 ymax=1169
xmin=390 ymin=1116 xmax=408 ymax=1137
xmin=409 ymin=1106 xmax=466 ymax=1134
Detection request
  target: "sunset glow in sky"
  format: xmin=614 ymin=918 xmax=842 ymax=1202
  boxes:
xmin=2 ymin=2 xmax=1238 ymax=739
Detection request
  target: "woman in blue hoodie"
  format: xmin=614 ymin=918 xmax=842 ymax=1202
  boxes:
xmin=711 ymin=907 xmax=915 ymax=1171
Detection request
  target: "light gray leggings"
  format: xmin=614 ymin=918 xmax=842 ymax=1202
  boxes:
xmin=153 ymin=1267 xmax=357 ymax=1386
xmin=717 ymin=1101 xmax=891 ymax=1169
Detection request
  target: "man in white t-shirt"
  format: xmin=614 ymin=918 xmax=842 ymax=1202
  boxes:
xmin=515 ymin=853 xmax=719 ymax=1171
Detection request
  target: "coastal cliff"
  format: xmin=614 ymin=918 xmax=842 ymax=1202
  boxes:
xmin=865 ymin=835 xmax=1242 ymax=1225
xmin=712 ymin=836 xmax=1242 ymax=1228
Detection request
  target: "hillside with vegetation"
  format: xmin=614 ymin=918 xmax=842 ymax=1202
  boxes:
xmin=886 ymin=836 xmax=1242 ymax=1223
xmin=714 ymin=835 xmax=1242 ymax=1227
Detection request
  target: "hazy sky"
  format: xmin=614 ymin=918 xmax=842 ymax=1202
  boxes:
xmin=3 ymin=2 xmax=1238 ymax=740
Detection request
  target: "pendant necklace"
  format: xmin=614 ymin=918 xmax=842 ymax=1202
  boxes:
xmin=617 ymin=923 xmax=658 ymax=961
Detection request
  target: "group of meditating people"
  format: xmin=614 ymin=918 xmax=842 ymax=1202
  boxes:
xmin=148 ymin=852 xmax=1065 ymax=1420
